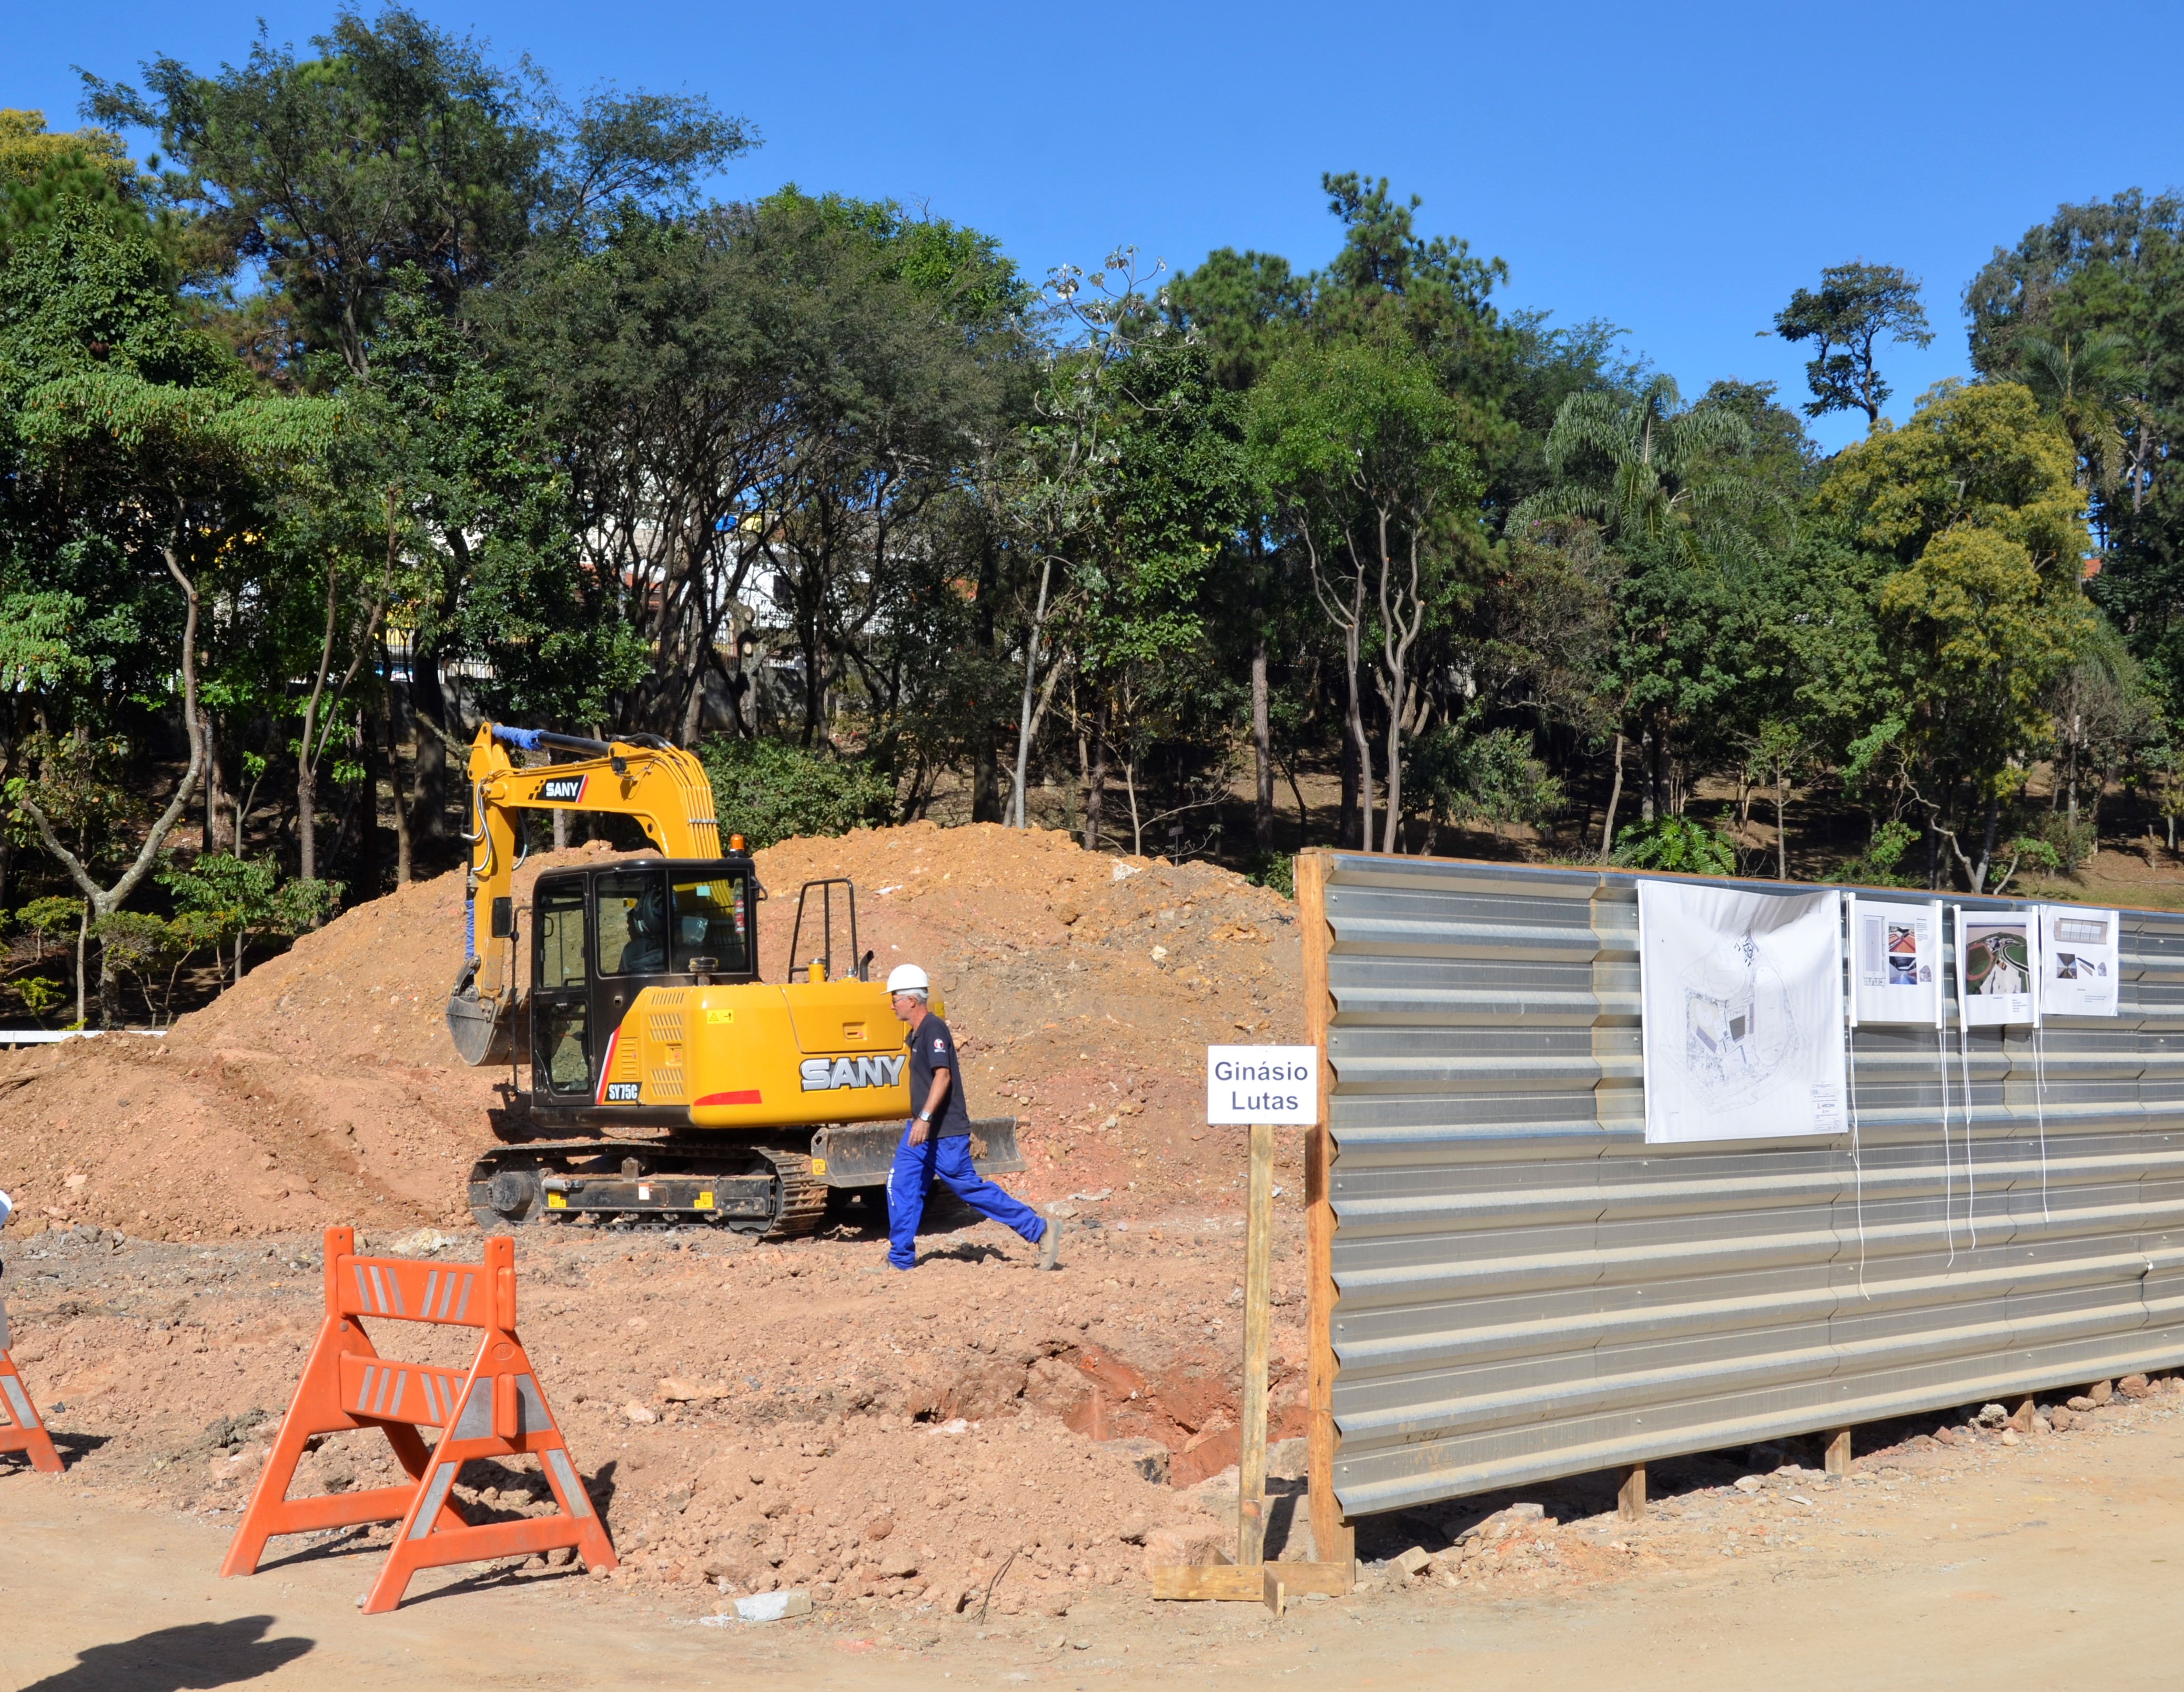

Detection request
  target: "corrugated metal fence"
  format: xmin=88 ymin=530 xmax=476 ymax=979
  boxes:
xmin=1311 ymin=852 xmax=2184 ymax=1518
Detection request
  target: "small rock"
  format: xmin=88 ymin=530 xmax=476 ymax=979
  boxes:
xmin=1102 ymin=1436 xmax=1170 ymax=1486
xmin=1394 ymin=1546 xmax=1431 ymax=1577
xmin=2067 ymin=1396 xmax=2097 ymax=1413
xmin=878 ymin=1548 xmax=920 ymax=1579
xmin=1975 ymin=1403 xmax=2008 ymax=1427
xmin=1932 ymin=1428 xmax=1958 ymax=1447
xmin=1057 ymin=907 xmax=1080 ymax=926
xmin=2088 ymin=1379 xmax=2114 ymax=1406
xmin=2119 ymin=1374 xmax=2155 ymax=1400
xmin=734 ymin=1589 xmax=812 ymax=1623
xmin=865 ymin=1516 xmax=895 ymax=1541
xmin=658 ymin=1378 xmax=713 ymax=1403
xmin=1733 ymin=1476 xmax=1765 ymax=1493
xmin=1999 ymin=1429 xmax=2020 ymax=1446
xmin=1114 ymin=1516 xmax=1151 ymax=1546
xmin=623 ymin=1402 xmax=658 ymax=1425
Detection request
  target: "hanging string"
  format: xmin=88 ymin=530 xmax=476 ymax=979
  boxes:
xmin=1958 ymin=1011 xmax=1980 ymax=1250
xmin=1846 ymin=1015 xmax=1869 ymax=1298
xmin=1938 ymin=1005 xmax=1956 ymax=1267
xmin=2032 ymin=1023 xmax=2053 ymax=1224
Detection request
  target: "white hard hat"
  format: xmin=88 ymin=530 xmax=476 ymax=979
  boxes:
xmin=886 ymin=964 xmax=930 ymax=995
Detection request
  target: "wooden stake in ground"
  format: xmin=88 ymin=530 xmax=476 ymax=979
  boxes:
xmin=1154 ymin=1032 xmax=1353 ymax=1610
xmin=1237 ymin=1122 xmax=1275 ymax=1566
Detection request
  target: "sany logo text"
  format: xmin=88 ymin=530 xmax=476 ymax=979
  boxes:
xmin=799 ymin=1055 xmax=906 ymax=1092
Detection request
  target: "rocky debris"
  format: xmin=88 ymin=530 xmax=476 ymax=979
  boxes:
xmin=2119 ymin=1373 xmax=2155 ymax=1399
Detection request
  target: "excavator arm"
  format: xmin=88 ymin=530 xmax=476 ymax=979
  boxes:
xmin=446 ymin=723 xmax=720 ymax=1065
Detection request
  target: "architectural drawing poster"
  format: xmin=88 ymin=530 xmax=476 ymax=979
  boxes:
xmin=1955 ymin=908 xmax=2037 ymax=1026
xmin=1637 ymin=881 xmax=1847 ymax=1144
xmin=2039 ymin=905 xmax=2121 ymax=1018
xmin=1847 ymin=893 xmax=1945 ymax=1026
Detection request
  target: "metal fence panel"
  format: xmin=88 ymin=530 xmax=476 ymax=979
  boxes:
xmin=1318 ymin=853 xmax=2184 ymax=1517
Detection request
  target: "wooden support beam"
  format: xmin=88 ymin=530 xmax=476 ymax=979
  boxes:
xmin=1237 ymin=1121 xmax=1275 ymax=1567
xmin=1297 ymin=850 xmax=1354 ymax=1570
xmin=1262 ymin=1565 xmax=1286 ymax=1618
xmin=1618 ymin=1464 xmax=1646 ymax=1522
xmin=1152 ymin=1561 xmax=1354 ymax=1602
xmin=1825 ymin=1427 xmax=1853 ymax=1475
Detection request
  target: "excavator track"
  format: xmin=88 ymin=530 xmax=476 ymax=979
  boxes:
xmin=468 ymin=1139 xmax=828 ymax=1241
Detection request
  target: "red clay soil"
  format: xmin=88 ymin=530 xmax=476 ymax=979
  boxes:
xmin=2 ymin=1218 xmax=1311 ymax=1610
xmin=0 ymin=822 xmax=1304 ymax=1242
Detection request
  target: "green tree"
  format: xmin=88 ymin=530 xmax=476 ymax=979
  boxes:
xmin=1769 ymin=261 xmax=1934 ymax=430
xmin=1818 ymin=381 xmax=2093 ymax=890
xmin=1252 ymin=338 xmax=1480 ymax=851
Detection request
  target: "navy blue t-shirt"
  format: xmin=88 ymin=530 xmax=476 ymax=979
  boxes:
xmin=906 ymin=1013 xmax=973 ymax=1136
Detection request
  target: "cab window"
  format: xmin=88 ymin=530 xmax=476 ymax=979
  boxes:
xmin=535 ymin=880 xmax=589 ymax=986
xmin=596 ymin=870 xmax=670 ymax=976
xmin=672 ymin=874 xmax=752 ymax=974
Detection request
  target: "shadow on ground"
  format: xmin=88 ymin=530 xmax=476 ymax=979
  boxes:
xmin=21 ymin=1614 xmax=313 ymax=1690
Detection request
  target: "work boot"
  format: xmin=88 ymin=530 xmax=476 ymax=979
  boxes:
xmin=1038 ymin=1214 xmax=1063 ymax=1271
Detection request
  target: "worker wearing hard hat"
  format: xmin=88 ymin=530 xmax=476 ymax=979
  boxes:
xmin=884 ymin=965 xmax=1060 ymax=1273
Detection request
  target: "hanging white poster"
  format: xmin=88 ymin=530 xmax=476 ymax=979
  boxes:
xmin=1846 ymin=893 xmax=1945 ymax=1026
xmin=2039 ymin=905 xmax=2121 ymax=1018
xmin=1637 ymin=881 xmax=1847 ymax=1144
xmin=1955 ymin=908 xmax=2037 ymax=1026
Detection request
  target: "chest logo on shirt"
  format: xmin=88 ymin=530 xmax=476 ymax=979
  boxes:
xmin=800 ymin=1054 xmax=907 ymax=1092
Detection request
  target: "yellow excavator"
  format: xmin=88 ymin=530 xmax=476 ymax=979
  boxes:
xmin=445 ymin=724 xmax=1023 ymax=1236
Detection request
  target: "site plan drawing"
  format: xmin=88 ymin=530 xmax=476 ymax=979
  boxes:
xmin=1638 ymin=881 xmax=1848 ymax=1144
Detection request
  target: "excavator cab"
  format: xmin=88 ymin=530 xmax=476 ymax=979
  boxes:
xmin=527 ymin=857 xmax=760 ymax=1119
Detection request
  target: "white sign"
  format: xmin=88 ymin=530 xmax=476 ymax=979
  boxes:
xmin=1638 ymin=881 xmax=1847 ymax=1144
xmin=2040 ymin=904 xmax=2121 ymax=1019
xmin=1955 ymin=908 xmax=2037 ymax=1026
xmin=1206 ymin=1045 xmax=1320 ymax=1125
xmin=1847 ymin=893 xmax=1945 ymax=1027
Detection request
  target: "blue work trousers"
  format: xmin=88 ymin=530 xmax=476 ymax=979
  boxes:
xmin=886 ymin=1126 xmax=1045 ymax=1269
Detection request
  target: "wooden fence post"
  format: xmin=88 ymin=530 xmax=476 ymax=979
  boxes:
xmin=1296 ymin=850 xmax=1354 ymax=1570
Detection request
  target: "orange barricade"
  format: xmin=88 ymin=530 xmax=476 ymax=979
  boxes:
xmin=221 ymin=1226 xmax=616 ymax=1613
xmin=0 ymin=1296 xmax=62 ymax=1473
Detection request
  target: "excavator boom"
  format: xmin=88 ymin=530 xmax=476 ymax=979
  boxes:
xmin=447 ymin=724 xmax=719 ymax=1064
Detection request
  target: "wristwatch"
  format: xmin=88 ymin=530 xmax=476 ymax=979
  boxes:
xmin=917 ymin=1113 xmax=932 ymax=1122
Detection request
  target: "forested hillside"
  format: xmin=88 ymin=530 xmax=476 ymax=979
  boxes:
xmin=6 ymin=7 xmax=2183 ymax=1024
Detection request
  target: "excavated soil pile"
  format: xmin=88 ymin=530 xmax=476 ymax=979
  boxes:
xmin=3 ymin=1218 xmax=1314 ymax=1609
xmin=0 ymin=822 xmax=1303 ymax=1240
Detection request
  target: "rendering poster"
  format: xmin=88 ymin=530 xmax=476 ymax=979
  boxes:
xmin=1637 ymin=880 xmax=1847 ymax=1145
xmin=2039 ymin=905 xmax=2122 ymax=1019
xmin=1955 ymin=908 xmax=2038 ymax=1026
xmin=1846 ymin=893 xmax=1945 ymax=1027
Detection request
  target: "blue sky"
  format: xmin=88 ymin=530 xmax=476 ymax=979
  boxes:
xmin=15 ymin=1 xmax=2184 ymax=453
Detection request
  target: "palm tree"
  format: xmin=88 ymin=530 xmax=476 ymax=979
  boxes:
xmin=1509 ymin=375 xmax=1754 ymax=554
xmin=2013 ymin=329 xmax=2139 ymax=497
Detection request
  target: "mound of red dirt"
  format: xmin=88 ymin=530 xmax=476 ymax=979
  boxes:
xmin=0 ymin=824 xmax=1304 ymax=1241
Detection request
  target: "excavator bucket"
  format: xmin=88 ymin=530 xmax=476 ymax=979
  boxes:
xmin=810 ymin=1116 xmax=1026 ymax=1187
xmin=446 ymin=986 xmax=512 ymax=1067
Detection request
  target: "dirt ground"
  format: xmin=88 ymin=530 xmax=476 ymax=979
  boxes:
xmin=0 ymin=822 xmax=1302 ymax=1243
xmin=6 ymin=1213 xmax=2184 ymax=1689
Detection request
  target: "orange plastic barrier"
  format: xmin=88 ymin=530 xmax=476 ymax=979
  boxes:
xmin=221 ymin=1226 xmax=616 ymax=1613
xmin=0 ymin=1297 xmax=62 ymax=1473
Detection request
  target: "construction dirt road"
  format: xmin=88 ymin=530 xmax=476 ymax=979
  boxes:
xmin=9 ymin=823 xmax=2184 ymax=1684
xmin=7 ymin=1245 xmax=2184 ymax=1690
